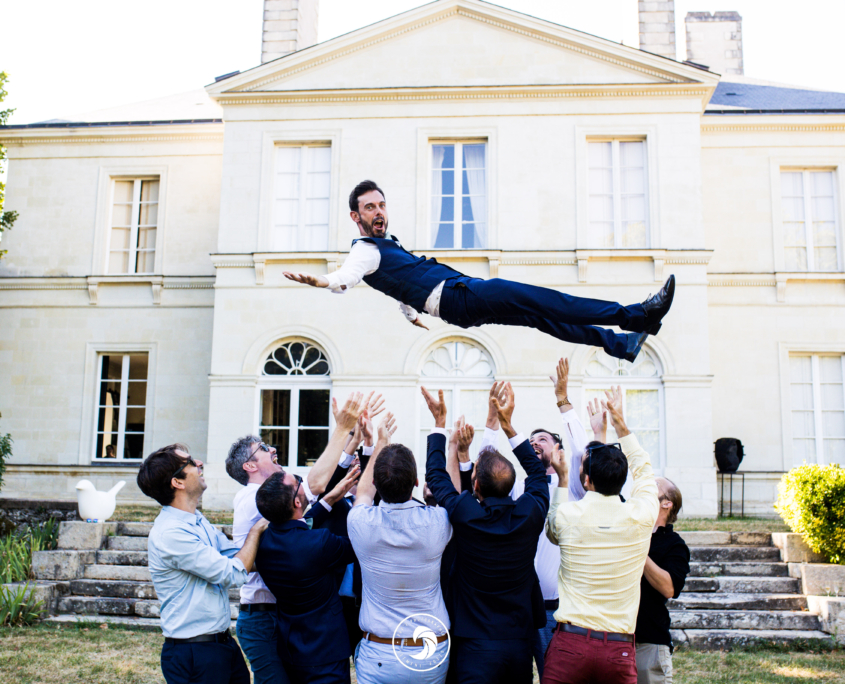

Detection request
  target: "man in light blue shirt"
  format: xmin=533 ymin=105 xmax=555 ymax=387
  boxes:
xmin=137 ymin=442 xmax=268 ymax=684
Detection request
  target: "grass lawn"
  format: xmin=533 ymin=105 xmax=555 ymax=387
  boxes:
xmin=1 ymin=624 xmax=841 ymax=684
xmin=674 ymin=517 xmax=790 ymax=533
xmin=114 ymin=504 xmax=233 ymax=525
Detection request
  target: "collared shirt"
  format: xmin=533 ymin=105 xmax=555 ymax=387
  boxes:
xmin=347 ymin=499 xmax=452 ymax=638
xmin=233 ymin=483 xmax=275 ymax=605
xmin=635 ymin=524 xmax=690 ymax=647
xmin=323 ymin=236 xmax=445 ymax=322
xmin=546 ymin=433 xmax=659 ymax=634
xmin=147 ymin=506 xmax=248 ymax=639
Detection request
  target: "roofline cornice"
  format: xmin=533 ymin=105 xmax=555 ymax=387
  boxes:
xmin=0 ymin=122 xmax=225 ymax=145
xmin=701 ymin=114 xmax=845 ymax=133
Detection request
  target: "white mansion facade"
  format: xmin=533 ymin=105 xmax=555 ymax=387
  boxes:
xmin=1 ymin=0 xmax=844 ymax=515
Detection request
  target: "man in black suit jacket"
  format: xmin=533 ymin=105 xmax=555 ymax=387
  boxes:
xmin=255 ymin=466 xmax=360 ymax=684
xmin=424 ymin=382 xmax=550 ymax=684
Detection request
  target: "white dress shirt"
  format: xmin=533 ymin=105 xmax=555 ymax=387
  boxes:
xmin=347 ymin=499 xmax=453 ymax=638
xmin=232 ymin=484 xmax=275 ymax=605
xmin=323 ymin=236 xmax=446 ymax=323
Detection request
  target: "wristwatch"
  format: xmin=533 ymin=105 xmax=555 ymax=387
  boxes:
xmin=556 ymin=397 xmax=571 ymax=408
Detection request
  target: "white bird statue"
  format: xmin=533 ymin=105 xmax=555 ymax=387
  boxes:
xmin=76 ymin=479 xmax=125 ymax=522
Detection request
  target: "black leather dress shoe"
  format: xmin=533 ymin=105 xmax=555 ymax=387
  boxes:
xmin=641 ymin=275 xmax=675 ymax=335
xmin=624 ymin=332 xmax=649 ymax=363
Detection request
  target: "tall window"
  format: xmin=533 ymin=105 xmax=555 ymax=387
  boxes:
xmin=588 ymin=140 xmax=648 ymax=248
xmin=431 ymin=142 xmax=487 ymax=249
xmin=583 ymin=348 xmax=663 ymax=468
xmin=419 ymin=340 xmax=494 ymax=458
xmin=108 ymin=179 xmax=159 ymax=274
xmin=94 ymin=353 xmax=148 ymax=461
xmin=789 ymin=354 xmax=845 ymax=466
xmin=781 ymin=170 xmax=839 ymax=271
xmin=273 ymin=145 xmax=331 ymax=251
xmin=259 ymin=340 xmax=331 ymax=468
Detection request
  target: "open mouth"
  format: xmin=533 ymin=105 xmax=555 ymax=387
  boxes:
xmin=373 ymin=218 xmax=385 ymax=230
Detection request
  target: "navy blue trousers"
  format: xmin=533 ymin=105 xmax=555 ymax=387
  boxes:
xmin=439 ymin=277 xmax=646 ymax=360
xmin=160 ymin=638 xmax=250 ymax=684
xmin=283 ymin=657 xmax=350 ymax=684
xmin=451 ymin=637 xmax=533 ymax=684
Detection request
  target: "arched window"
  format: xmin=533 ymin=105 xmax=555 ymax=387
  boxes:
xmin=583 ymin=347 xmax=664 ymax=469
xmin=418 ymin=340 xmax=495 ymax=458
xmin=259 ymin=340 xmax=331 ymax=468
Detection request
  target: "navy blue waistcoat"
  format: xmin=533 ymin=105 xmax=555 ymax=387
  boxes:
xmin=353 ymin=236 xmax=464 ymax=311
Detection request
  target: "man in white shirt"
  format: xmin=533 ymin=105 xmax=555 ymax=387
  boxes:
xmin=283 ymin=180 xmax=675 ymax=363
xmin=348 ymin=425 xmax=453 ymax=684
xmin=224 ymin=392 xmax=369 ymax=684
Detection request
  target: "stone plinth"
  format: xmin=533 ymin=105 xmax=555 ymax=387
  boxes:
xmin=807 ymin=596 xmax=845 ymax=645
xmin=32 ymin=550 xmax=97 ymax=580
xmin=772 ymin=533 xmax=826 ymax=563
xmin=56 ymin=521 xmax=117 ymax=550
xmin=801 ymin=564 xmax=845 ymax=597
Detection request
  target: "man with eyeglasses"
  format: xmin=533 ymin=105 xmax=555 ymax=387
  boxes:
xmin=224 ymin=392 xmax=373 ymax=684
xmin=137 ymin=444 xmax=269 ymax=684
xmin=543 ymin=386 xmax=659 ymax=684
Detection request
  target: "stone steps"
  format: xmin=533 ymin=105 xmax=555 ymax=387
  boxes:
xmin=115 ymin=521 xmax=233 ymax=539
xmin=675 ymin=629 xmax=834 ymax=651
xmin=670 ymin=610 xmax=822 ymax=631
xmin=670 ymin=592 xmax=808 ymax=611
xmin=107 ymin=536 xmax=148 ymax=551
xmin=96 ymin=550 xmax=148 ymax=566
xmin=689 ymin=546 xmax=781 ymax=562
xmin=54 ymin=596 xmax=240 ymax=620
xmin=688 ymin=561 xmax=789 ymax=577
xmin=43 ymin=613 xmax=237 ymax=633
xmin=684 ymin=576 xmax=800 ymax=594
xmin=70 ymin=579 xmax=157 ymax=599
xmin=83 ymin=564 xmax=151 ymax=582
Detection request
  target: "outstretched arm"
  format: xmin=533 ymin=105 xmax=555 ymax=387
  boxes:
xmin=283 ymin=241 xmax=379 ymax=293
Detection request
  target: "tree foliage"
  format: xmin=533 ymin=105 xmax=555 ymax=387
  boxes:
xmin=0 ymin=71 xmax=18 ymax=259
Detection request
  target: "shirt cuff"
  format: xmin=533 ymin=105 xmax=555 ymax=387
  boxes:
xmin=552 ymin=487 xmax=569 ymax=504
xmin=619 ymin=433 xmax=640 ymax=455
xmin=483 ymin=426 xmax=500 ymax=442
xmin=320 ymin=499 xmax=332 ymax=512
xmin=301 ymin=476 xmax=318 ymax=505
xmin=459 ymin=461 xmax=473 ymax=472
xmin=339 ymin=451 xmax=355 ymax=468
xmin=431 ymin=427 xmax=448 ymax=437
xmin=232 ymin=557 xmax=246 ymax=573
xmin=362 ymin=444 xmax=374 ymax=456
xmin=324 ymin=272 xmax=347 ymax=293
xmin=508 ymin=433 xmax=526 ymax=449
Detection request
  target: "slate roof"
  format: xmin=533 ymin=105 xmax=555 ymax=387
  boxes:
xmin=707 ymin=81 xmax=845 ymax=114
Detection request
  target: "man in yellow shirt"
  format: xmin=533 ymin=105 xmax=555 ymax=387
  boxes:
xmin=542 ymin=386 xmax=659 ymax=684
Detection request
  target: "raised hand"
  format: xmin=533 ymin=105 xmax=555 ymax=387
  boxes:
xmin=359 ymin=412 xmax=374 ymax=446
xmin=283 ymin=271 xmax=328 ymax=288
xmin=448 ymin=415 xmax=465 ymax=449
xmin=376 ymin=411 xmax=397 ymax=447
xmin=335 ymin=392 xmax=370 ymax=432
xmin=456 ymin=422 xmax=475 ymax=457
xmin=549 ymin=358 xmax=570 ymax=406
xmin=324 ymin=464 xmax=361 ymax=506
xmin=367 ymin=394 xmax=386 ymax=420
xmin=411 ymin=318 xmax=430 ymax=330
xmin=486 ymin=381 xmax=506 ymax=430
xmin=421 ymin=386 xmax=448 ymax=428
xmin=587 ymin=398 xmax=608 ymax=442
xmin=550 ymin=443 xmax=568 ymax=485
xmin=492 ymin=382 xmax=516 ymax=437
xmin=601 ymin=386 xmax=630 ymax=438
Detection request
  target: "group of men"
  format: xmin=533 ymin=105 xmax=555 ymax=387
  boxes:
xmin=137 ymin=357 xmax=691 ymax=684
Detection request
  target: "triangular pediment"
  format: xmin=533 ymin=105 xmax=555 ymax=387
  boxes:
xmin=208 ymin=0 xmax=718 ymax=98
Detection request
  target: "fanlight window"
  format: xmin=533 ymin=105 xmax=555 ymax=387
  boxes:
xmin=264 ymin=341 xmax=330 ymax=376
xmin=422 ymin=340 xmax=494 ymax=378
xmin=584 ymin=347 xmax=662 ymax=468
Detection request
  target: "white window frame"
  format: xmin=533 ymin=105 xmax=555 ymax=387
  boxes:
xmin=780 ymin=169 xmax=841 ymax=272
xmin=586 ymin=138 xmax=650 ymax=249
xmin=92 ymin=352 xmax=149 ymax=462
xmin=271 ymin=143 xmax=332 ymax=252
xmin=429 ymin=139 xmax=489 ymax=250
xmin=106 ymin=178 xmax=160 ymax=275
xmin=787 ymin=353 xmax=845 ymax=466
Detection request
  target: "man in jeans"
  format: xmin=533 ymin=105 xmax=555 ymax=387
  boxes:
xmin=543 ymin=387 xmax=659 ymax=684
xmin=634 ymin=478 xmax=690 ymax=684
xmin=348 ymin=420 xmax=453 ymax=684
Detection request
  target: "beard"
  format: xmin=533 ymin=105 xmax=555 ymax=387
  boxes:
xmin=361 ymin=214 xmax=387 ymax=237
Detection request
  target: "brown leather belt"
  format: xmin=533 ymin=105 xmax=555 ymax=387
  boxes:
xmin=364 ymin=632 xmax=449 ymax=647
xmin=560 ymin=622 xmax=634 ymax=643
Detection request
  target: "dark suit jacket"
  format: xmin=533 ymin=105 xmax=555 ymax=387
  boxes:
xmin=255 ymin=519 xmax=356 ymax=666
xmin=426 ymin=432 xmax=549 ymax=640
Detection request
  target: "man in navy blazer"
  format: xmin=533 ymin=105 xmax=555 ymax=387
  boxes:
xmin=423 ymin=382 xmax=551 ymax=684
xmin=255 ymin=468 xmax=359 ymax=684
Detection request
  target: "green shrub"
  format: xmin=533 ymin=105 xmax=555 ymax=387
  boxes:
xmin=0 ymin=519 xmax=60 ymax=583
xmin=0 ymin=428 xmax=11 ymax=493
xmin=775 ymin=464 xmax=845 ymax=564
xmin=0 ymin=583 xmax=44 ymax=626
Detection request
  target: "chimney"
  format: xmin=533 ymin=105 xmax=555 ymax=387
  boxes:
xmin=638 ymin=1 xmax=677 ymax=60
xmin=261 ymin=0 xmax=319 ymax=64
xmin=685 ymin=11 xmax=744 ymax=75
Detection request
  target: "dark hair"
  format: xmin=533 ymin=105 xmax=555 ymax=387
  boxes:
xmin=582 ymin=443 xmax=628 ymax=496
xmin=660 ymin=478 xmax=683 ymax=524
xmin=255 ymin=472 xmax=296 ymax=525
xmin=348 ymin=180 xmax=385 ymax=213
xmin=226 ymin=435 xmax=260 ymax=486
xmin=530 ymin=428 xmax=562 ymax=447
xmin=474 ymin=448 xmax=516 ymax=499
xmin=136 ymin=443 xmax=190 ymax=506
xmin=373 ymin=444 xmax=417 ymax=503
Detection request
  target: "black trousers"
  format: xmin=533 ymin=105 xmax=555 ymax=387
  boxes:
xmin=451 ymin=637 xmax=533 ymax=684
xmin=160 ymin=638 xmax=250 ymax=684
xmin=283 ymin=657 xmax=351 ymax=684
xmin=440 ymin=277 xmax=646 ymax=360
